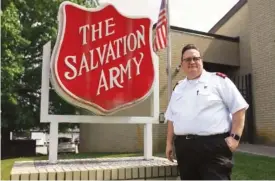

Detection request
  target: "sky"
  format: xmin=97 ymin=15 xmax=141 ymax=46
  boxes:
xmin=98 ymin=0 xmax=239 ymax=32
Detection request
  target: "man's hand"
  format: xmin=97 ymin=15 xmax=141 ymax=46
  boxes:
xmin=166 ymin=143 xmax=174 ymax=162
xmin=228 ymin=108 xmax=246 ymax=152
xmin=225 ymin=136 xmax=239 ymax=152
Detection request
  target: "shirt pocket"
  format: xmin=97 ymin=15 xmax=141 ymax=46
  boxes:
xmin=197 ymin=90 xmax=221 ymax=107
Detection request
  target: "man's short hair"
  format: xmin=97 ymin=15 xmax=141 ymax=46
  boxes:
xmin=181 ymin=44 xmax=200 ymax=61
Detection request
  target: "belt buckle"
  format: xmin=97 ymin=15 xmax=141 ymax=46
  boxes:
xmin=185 ymin=135 xmax=191 ymax=140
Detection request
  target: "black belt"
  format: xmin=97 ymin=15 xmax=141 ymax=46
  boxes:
xmin=175 ymin=132 xmax=230 ymax=140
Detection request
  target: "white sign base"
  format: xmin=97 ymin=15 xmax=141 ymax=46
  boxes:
xmin=40 ymin=41 xmax=160 ymax=163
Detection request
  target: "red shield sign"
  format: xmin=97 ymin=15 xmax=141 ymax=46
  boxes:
xmin=50 ymin=2 xmax=156 ymax=115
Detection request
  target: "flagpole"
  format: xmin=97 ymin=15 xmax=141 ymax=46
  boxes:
xmin=166 ymin=0 xmax=172 ymax=99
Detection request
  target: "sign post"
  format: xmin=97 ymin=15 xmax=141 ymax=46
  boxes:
xmin=40 ymin=1 xmax=160 ymax=163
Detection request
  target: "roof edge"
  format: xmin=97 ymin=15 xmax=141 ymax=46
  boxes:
xmin=170 ymin=26 xmax=239 ymax=42
xmin=208 ymin=0 xmax=247 ymax=33
xmin=153 ymin=24 xmax=240 ymax=42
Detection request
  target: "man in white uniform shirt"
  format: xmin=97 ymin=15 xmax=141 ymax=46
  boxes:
xmin=165 ymin=44 xmax=249 ymax=180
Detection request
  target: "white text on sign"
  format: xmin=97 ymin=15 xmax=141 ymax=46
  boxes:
xmin=63 ymin=17 xmax=146 ymax=96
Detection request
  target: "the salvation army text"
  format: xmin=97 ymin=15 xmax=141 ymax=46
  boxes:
xmin=63 ymin=17 xmax=146 ymax=96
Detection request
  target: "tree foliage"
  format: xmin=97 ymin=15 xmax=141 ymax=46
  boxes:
xmin=1 ymin=0 xmax=99 ymax=132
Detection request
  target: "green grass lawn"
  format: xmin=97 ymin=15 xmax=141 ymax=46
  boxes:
xmin=1 ymin=152 xmax=275 ymax=180
xmin=232 ymin=152 xmax=275 ymax=179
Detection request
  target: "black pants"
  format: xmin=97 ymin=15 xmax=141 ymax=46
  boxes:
xmin=174 ymin=133 xmax=233 ymax=180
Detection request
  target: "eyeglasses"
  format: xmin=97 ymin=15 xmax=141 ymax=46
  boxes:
xmin=182 ymin=56 xmax=201 ymax=62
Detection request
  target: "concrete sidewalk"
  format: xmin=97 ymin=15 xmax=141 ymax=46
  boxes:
xmin=237 ymin=143 xmax=275 ymax=158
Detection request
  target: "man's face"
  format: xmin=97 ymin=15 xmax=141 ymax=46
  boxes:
xmin=181 ymin=49 xmax=203 ymax=78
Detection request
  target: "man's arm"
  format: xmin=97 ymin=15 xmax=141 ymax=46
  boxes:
xmin=164 ymin=93 xmax=175 ymax=162
xmin=231 ymin=108 xmax=246 ymax=137
xmin=166 ymin=120 xmax=174 ymax=162
xmin=216 ymin=75 xmax=249 ymax=151
xmin=166 ymin=121 xmax=174 ymax=145
xmin=226 ymin=108 xmax=247 ymax=151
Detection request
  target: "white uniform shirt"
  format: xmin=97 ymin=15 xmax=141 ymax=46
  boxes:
xmin=165 ymin=70 xmax=249 ymax=136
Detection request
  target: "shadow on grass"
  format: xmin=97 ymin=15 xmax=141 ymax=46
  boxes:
xmin=1 ymin=153 xmax=47 ymax=161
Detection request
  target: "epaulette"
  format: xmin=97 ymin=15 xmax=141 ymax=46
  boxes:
xmin=216 ymin=72 xmax=227 ymax=79
xmin=173 ymin=81 xmax=181 ymax=91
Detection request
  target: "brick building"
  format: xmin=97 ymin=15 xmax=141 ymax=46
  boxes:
xmin=79 ymin=0 xmax=275 ymax=153
xmin=208 ymin=0 xmax=275 ymax=146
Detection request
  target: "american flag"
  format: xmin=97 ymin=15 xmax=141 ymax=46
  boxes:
xmin=153 ymin=0 xmax=168 ymax=52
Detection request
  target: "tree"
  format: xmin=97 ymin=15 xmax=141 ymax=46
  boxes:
xmin=1 ymin=0 xmax=99 ymax=132
xmin=1 ymin=2 xmax=31 ymax=131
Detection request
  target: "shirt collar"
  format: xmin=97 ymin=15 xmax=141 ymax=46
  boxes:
xmin=198 ymin=69 xmax=210 ymax=83
xmin=184 ymin=69 xmax=209 ymax=84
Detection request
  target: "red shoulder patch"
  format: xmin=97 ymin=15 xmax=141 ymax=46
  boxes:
xmin=173 ymin=82 xmax=179 ymax=91
xmin=216 ymin=72 xmax=227 ymax=79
